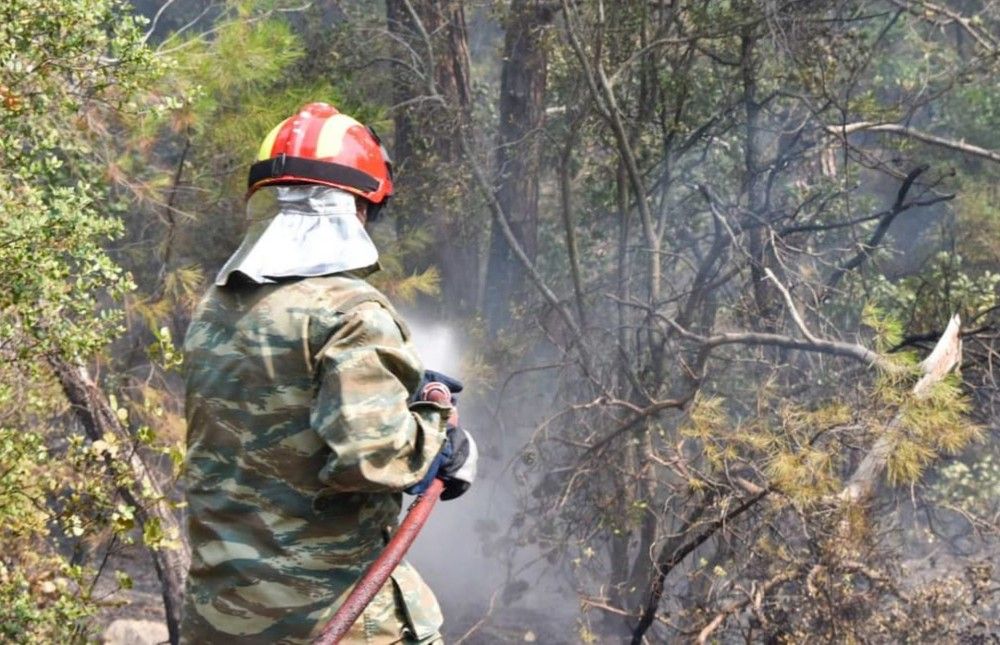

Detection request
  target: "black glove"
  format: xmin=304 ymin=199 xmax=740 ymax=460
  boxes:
xmin=404 ymin=425 xmax=477 ymax=500
xmin=405 ymin=370 xmax=476 ymax=500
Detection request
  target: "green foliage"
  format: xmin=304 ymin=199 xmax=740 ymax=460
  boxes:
xmin=149 ymin=326 xmax=184 ymax=372
xmin=114 ymin=0 xmax=434 ymax=328
xmin=0 ymin=423 xmax=119 ymax=641
xmin=0 ymin=0 xmax=155 ymax=360
xmin=369 ymin=227 xmax=442 ymax=302
xmin=0 ymin=0 xmax=163 ymax=636
xmin=868 ymin=252 xmax=1000 ymax=332
xmin=887 ymin=378 xmax=984 ymax=485
xmin=680 ymin=395 xmax=733 ymax=476
xmin=862 ymin=302 xmax=906 ymax=353
xmin=764 ymin=403 xmax=852 ymax=503
xmin=953 ymin=182 xmax=1000 ymax=266
xmin=158 ymin=14 xmax=321 ymax=160
xmin=0 ymin=565 xmax=95 ymax=643
xmin=372 ymin=265 xmax=442 ymax=303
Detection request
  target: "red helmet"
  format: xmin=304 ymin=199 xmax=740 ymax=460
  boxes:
xmin=248 ymin=102 xmax=393 ymax=209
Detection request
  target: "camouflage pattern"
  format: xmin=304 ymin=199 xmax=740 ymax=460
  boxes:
xmin=339 ymin=566 xmax=444 ymax=645
xmin=180 ymin=272 xmax=449 ymax=644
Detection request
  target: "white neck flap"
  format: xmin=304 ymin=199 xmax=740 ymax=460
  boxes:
xmin=215 ymin=185 xmax=379 ymax=286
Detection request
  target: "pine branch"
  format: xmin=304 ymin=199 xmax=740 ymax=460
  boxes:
xmin=840 ymin=314 xmax=963 ymax=504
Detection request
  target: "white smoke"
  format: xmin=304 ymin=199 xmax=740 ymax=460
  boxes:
xmin=402 ymin=317 xmax=576 ymax=642
xmin=408 ymin=320 xmax=463 ymax=378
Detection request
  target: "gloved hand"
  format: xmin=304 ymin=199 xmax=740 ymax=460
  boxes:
xmin=404 ymin=425 xmax=478 ymax=500
xmin=437 ymin=424 xmax=476 ymax=500
xmin=405 ymin=372 xmax=477 ymax=500
xmin=412 ymin=370 xmax=464 ymax=424
xmin=419 ymin=370 xmax=464 ymax=398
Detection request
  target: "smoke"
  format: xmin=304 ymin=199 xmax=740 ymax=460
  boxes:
xmin=403 ymin=317 xmax=577 ymax=642
xmin=406 ymin=320 xmax=463 ymax=377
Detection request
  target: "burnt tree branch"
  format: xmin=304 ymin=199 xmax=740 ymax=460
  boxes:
xmin=631 ymin=490 xmax=771 ymax=644
xmin=824 ymin=165 xmax=937 ymax=293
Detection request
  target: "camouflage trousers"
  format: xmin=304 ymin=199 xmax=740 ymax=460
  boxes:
xmin=180 ymin=568 xmax=443 ymax=645
xmin=340 ymin=576 xmax=443 ymax=645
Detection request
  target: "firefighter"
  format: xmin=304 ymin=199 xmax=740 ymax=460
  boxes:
xmin=180 ymin=102 xmax=476 ymax=644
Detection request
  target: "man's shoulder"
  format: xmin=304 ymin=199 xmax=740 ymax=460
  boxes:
xmin=198 ymin=274 xmax=389 ymax=314
xmin=284 ymin=275 xmax=411 ymax=348
xmin=186 ymin=274 xmax=405 ymax=349
xmin=298 ymin=274 xmax=392 ymax=313
xmin=296 ymin=276 xmax=420 ymax=351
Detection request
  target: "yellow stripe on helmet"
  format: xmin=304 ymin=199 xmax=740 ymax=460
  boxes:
xmin=257 ymin=117 xmax=290 ymax=161
xmin=315 ymin=114 xmax=363 ymax=159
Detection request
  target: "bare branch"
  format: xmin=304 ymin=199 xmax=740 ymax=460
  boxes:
xmin=664 ymin=316 xmax=891 ymax=371
xmin=764 ymin=267 xmax=818 ymax=343
xmin=143 ymin=0 xmax=183 ymax=43
xmin=696 ymin=570 xmax=797 ymax=643
xmin=828 ymin=122 xmax=1000 ymax=164
xmin=400 ymin=0 xmax=437 ymax=98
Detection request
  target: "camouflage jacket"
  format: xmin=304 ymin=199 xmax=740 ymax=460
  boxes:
xmin=180 ymin=273 xmax=449 ymax=644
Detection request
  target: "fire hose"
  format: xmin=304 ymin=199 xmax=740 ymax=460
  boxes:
xmin=313 ymin=373 xmax=459 ymax=644
xmin=312 ymin=478 xmax=445 ymax=644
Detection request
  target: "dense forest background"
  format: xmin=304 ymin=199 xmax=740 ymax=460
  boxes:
xmin=3 ymin=0 xmax=1000 ymax=642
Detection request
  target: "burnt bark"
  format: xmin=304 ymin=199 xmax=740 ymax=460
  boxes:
xmin=386 ymin=0 xmax=471 ymax=161
xmin=739 ymin=28 xmax=779 ymax=331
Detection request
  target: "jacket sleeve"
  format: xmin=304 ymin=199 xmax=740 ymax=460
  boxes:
xmin=310 ymin=301 xmax=449 ymax=493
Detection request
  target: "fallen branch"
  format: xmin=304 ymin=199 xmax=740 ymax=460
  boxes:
xmin=696 ymin=570 xmax=797 ymax=643
xmin=631 ymin=490 xmax=770 ymax=645
xmin=677 ymin=323 xmax=887 ymax=368
xmin=663 ymin=270 xmax=952 ymax=377
xmin=453 ymin=587 xmax=501 ymax=645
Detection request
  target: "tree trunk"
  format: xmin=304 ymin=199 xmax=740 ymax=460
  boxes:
xmin=484 ymin=0 xmax=553 ymax=329
xmin=49 ymin=356 xmax=189 ymax=645
xmin=386 ymin=0 xmax=479 ymax=312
